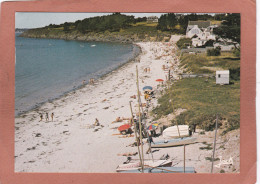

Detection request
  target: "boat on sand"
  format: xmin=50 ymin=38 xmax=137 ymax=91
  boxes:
xmin=163 ymin=125 xmax=189 ymax=138
xmin=151 ymin=137 xmax=197 ymax=148
xmin=118 ymin=167 xmax=196 ymax=173
xmin=116 ymin=160 xmax=172 ymax=172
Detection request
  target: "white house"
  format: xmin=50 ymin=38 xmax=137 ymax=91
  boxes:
xmin=186 ymin=21 xmax=218 ymax=47
xmin=147 ymin=16 xmax=158 ymax=23
xmin=216 ymin=70 xmax=229 ymax=84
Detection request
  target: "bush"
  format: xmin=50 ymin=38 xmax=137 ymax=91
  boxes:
xmin=233 ymin=48 xmax=240 ymax=57
xmin=221 ymin=116 xmax=240 ymax=135
xmin=207 ymin=47 xmax=221 ymax=56
xmin=230 ymin=67 xmax=240 ymax=81
xmin=176 ymin=38 xmax=192 ymax=49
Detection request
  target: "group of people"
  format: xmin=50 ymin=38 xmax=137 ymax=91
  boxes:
xmin=82 ymin=78 xmax=95 ymax=85
xmin=39 ymin=112 xmax=54 ymax=122
xmin=143 ymin=67 xmax=151 ymax=73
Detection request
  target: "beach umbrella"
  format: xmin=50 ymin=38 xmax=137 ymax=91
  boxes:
xmin=156 ymin=79 xmax=164 ymax=82
xmin=118 ymin=124 xmax=131 ymax=132
xmin=143 ymin=86 xmax=153 ymax=91
xmin=147 ymin=124 xmax=157 ymax=130
xmin=152 ymin=123 xmax=159 ymax=127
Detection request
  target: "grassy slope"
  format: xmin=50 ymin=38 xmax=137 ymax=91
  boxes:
xmin=180 ymin=52 xmax=240 ymax=74
xmin=153 ymin=52 xmax=240 ymax=132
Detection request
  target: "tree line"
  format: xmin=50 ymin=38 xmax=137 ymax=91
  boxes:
xmin=46 ymin=13 xmax=147 ymax=33
xmin=156 ymin=13 xmax=217 ymax=33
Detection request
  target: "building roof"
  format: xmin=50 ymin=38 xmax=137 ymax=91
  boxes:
xmin=216 ymin=70 xmax=230 ymax=75
xmin=147 ymin=16 xmax=158 ymax=19
xmin=188 ymin=21 xmax=211 ymax=28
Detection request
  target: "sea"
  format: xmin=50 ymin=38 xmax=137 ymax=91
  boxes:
xmin=15 ymin=33 xmax=141 ymax=116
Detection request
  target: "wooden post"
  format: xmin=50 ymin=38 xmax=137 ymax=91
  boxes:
xmin=168 ymin=69 xmax=170 ymax=82
xmin=136 ymin=84 xmax=154 ymax=162
xmin=211 ymin=114 xmax=218 ymax=173
xmin=129 ymin=101 xmax=142 ymax=168
xmin=136 ymin=65 xmax=144 ymax=172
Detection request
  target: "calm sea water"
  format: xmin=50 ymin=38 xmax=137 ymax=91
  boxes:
xmin=15 ymin=33 xmax=140 ymax=116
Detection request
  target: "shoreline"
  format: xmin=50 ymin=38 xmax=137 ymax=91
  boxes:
xmin=15 ymin=42 xmax=142 ymax=118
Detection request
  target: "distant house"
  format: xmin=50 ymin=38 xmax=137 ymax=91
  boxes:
xmin=216 ymin=70 xmax=229 ymax=84
xmin=181 ymin=47 xmax=214 ymax=54
xmin=147 ymin=16 xmax=158 ymax=23
xmin=186 ymin=21 xmax=211 ymax=38
xmin=186 ymin=21 xmax=218 ymax=47
xmin=213 ymin=42 xmax=235 ymax=52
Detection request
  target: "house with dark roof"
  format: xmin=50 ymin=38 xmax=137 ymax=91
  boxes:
xmin=186 ymin=21 xmax=218 ymax=47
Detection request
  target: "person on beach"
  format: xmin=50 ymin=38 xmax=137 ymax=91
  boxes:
xmin=146 ymin=135 xmax=154 ymax=154
xmin=45 ymin=112 xmax=49 ymax=122
xmin=89 ymin=78 xmax=95 ymax=85
xmin=51 ymin=112 xmax=54 ymax=122
xmin=147 ymin=67 xmax=150 ymax=73
xmin=39 ymin=113 xmax=43 ymax=122
xmin=94 ymin=118 xmax=100 ymax=126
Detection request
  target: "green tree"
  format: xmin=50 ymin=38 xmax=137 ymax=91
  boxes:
xmin=157 ymin=14 xmax=168 ymax=31
xmin=167 ymin=13 xmax=177 ymax=30
xmin=213 ymin=13 xmax=240 ymax=50
xmin=63 ymin=22 xmax=70 ymax=32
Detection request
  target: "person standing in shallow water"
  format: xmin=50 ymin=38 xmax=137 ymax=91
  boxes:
xmin=51 ymin=112 xmax=54 ymax=122
xmin=45 ymin=112 xmax=49 ymax=122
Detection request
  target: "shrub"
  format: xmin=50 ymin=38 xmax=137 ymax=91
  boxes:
xmin=230 ymin=67 xmax=240 ymax=81
xmin=207 ymin=47 xmax=221 ymax=56
xmin=176 ymin=38 xmax=192 ymax=49
xmin=220 ymin=169 xmax=225 ymax=173
xmin=233 ymin=48 xmax=240 ymax=57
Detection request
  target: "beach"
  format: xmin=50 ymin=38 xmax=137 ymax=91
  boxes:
xmin=15 ymin=40 xmax=240 ymax=173
xmin=15 ymin=41 xmax=180 ymax=172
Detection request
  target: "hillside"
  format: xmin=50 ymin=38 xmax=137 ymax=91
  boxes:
xmin=21 ymin=13 xmax=172 ymax=43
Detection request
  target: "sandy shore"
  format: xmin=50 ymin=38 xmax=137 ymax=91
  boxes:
xmin=15 ymin=41 xmax=181 ymax=172
xmin=15 ymin=39 xmax=240 ymax=173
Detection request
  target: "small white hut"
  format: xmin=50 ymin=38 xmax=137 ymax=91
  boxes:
xmin=216 ymin=70 xmax=229 ymax=84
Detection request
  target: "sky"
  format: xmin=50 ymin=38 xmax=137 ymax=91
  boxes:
xmin=15 ymin=13 xmax=166 ymax=29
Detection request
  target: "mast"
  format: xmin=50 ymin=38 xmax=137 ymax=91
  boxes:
xmin=137 ymin=89 xmax=154 ymax=162
xmin=129 ymin=101 xmax=143 ymax=169
xmin=211 ymin=114 xmax=218 ymax=173
xmin=136 ymin=65 xmax=145 ymax=172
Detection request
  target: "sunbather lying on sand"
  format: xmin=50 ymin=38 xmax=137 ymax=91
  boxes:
xmin=130 ymin=95 xmax=136 ymax=99
xmin=117 ymin=152 xmax=138 ymax=156
xmin=111 ymin=117 xmax=123 ymax=124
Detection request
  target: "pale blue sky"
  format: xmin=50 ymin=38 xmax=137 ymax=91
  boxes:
xmin=15 ymin=13 xmax=166 ymax=28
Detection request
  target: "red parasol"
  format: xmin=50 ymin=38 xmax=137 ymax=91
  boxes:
xmin=118 ymin=124 xmax=131 ymax=131
xmin=156 ymin=79 xmax=164 ymax=82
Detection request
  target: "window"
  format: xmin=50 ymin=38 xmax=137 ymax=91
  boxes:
xmin=218 ymin=74 xmax=221 ymax=78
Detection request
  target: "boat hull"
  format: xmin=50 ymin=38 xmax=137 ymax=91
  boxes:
xmin=151 ymin=137 xmax=197 ymax=148
xmin=163 ymin=125 xmax=189 ymax=138
xmin=118 ymin=167 xmax=195 ymax=173
xmin=116 ymin=160 xmax=172 ymax=172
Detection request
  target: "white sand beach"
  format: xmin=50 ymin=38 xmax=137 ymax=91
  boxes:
xmin=15 ymin=41 xmax=180 ymax=172
xmin=15 ymin=40 xmax=239 ymax=173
